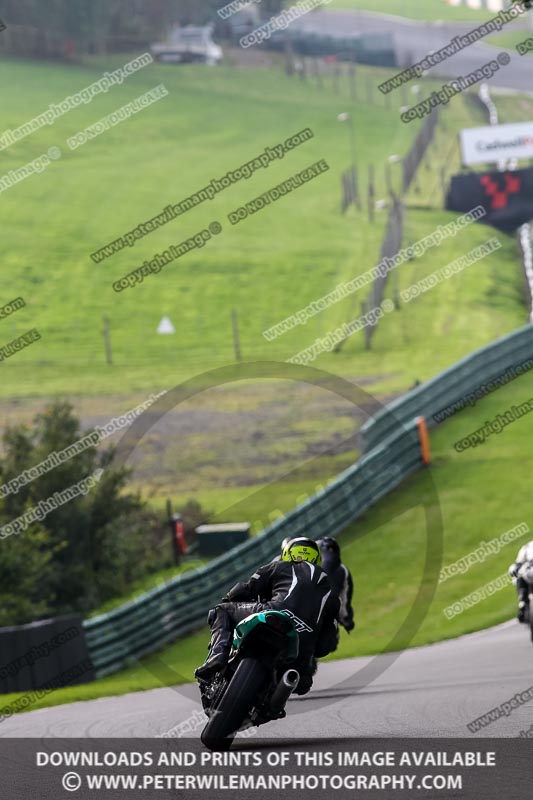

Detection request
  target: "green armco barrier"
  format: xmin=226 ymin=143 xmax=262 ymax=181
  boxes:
xmin=83 ymin=324 xmax=533 ymax=677
xmin=264 ymin=31 xmax=397 ymax=67
xmin=361 ymin=324 xmax=533 ymax=453
xmin=84 ymin=421 xmax=422 ymax=677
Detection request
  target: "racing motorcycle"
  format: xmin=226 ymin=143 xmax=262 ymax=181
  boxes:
xmin=517 ymin=560 xmax=533 ymax=642
xmin=197 ymin=610 xmax=301 ymax=750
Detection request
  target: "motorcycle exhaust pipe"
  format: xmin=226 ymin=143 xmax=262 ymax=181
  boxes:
xmin=270 ymin=669 xmax=300 ymax=715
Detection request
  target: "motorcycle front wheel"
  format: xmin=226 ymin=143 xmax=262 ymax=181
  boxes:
xmin=201 ymin=657 xmax=268 ymax=751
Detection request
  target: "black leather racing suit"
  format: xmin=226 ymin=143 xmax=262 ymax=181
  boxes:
xmin=208 ymin=560 xmax=339 ymax=694
xmin=319 ymin=546 xmax=355 ymax=632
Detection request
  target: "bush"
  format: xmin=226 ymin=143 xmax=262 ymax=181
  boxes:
xmin=0 ymin=402 xmax=171 ymax=622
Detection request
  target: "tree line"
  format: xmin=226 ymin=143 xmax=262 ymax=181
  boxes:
xmin=0 ymin=0 xmax=285 ymax=54
xmin=0 ymin=402 xmax=178 ymax=625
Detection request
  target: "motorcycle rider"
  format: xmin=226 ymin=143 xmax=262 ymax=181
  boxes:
xmin=317 ymin=536 xmax=355 ymax=633
xmin=195 ymin=537 xmax=339 ymax=695
xmin=509 ymin=539 xmax=533 ymax=622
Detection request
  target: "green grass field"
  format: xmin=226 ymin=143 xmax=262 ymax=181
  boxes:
xmin=486 ymin=30 xmax=533 ymax=52
xmin=0 ymin=54 xmax=525 ymax=402
xmin=328 ymin=0 xmax=495 ymax=20
xmin=0 ymin=56 xmax=405 ymax=397
xmin=1 ymin=52 xmax=532 ymax=715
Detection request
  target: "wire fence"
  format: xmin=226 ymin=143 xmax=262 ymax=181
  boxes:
xmin=0 ymin=24 xmax=151 ymax=59
xmin=364 ymin=195 xmax=403 ymax=349
xmin=341 ymin=166 xmax=360 ymax=213
xmin=0 ymin=24 xmax=77 ymax=60
xmin=335 ymin=107 xmax=440 ymax=352
xmin=402 ymin=108 xmax=440 ymax=194
xmin=284 ymin=52 xmax=412 ymax=108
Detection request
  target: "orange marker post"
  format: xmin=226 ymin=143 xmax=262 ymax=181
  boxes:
xmin=416 ymin=416 xmax=431 ymax=465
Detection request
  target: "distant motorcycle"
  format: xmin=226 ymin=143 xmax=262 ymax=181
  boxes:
xmin=517 ymin=560 xmax=533 ymax=642
xmin=197 ymin=610 xmax=301 ymax=750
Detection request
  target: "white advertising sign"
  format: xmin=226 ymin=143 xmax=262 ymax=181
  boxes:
xmin=460 ymin=121 xmax=533 ymax=166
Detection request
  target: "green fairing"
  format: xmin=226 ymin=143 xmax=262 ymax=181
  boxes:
xmin=233 ymin=611 xmax=299 ymax=660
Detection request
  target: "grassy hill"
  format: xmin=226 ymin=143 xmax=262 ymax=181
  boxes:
xmin=487 ymin=31 xmax=533 ymax=51
xmin=1 ymin=52 xmax=532 ymax=714
xmin=0 ymin=55 xmax=405 ymax=397
xmin=0 ymin=54 xmax=525 ymax=401
xmin=328 ymin=0 xmax=496 ymax=21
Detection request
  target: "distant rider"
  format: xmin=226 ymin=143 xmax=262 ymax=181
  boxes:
xmin=509 ymin=540 xmax=533 ymax=622
xmin=317 ymin=536 xmax=355 ymax=633
xmin=195 ymin=537 xmax=339 ymax=695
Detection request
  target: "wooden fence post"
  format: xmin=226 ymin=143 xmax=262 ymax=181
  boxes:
xmin=102 ymin=314 xmax=112 ymax=365
xmin=232 ymin=309 xmax=242 ymax=361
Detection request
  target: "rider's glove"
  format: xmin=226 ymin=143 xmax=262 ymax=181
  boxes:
xmin=344 ymin=620 xmax=355 ymax=633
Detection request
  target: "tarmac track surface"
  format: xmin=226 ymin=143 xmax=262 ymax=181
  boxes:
xmin=291 ymin=9 xmax=533 ymax=93
xmin=1 ymin=621 xmax=531 ymax=739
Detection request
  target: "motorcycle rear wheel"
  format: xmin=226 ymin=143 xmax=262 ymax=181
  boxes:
xmin=201 ymin=657 xmax=268 ymax=751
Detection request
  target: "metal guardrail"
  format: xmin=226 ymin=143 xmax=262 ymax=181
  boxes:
xmin=361 ymin=323 xmax=533 ymax=452
xmin=518 ymin=223 xmax=533 ymax=323
xmin=84 ymin=421 xmax=422 ymax=677
xmin=84 ymin=324 xmax=533 ymax=677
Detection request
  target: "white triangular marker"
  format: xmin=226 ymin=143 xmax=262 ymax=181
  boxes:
xmin=157 ymin=316 xmax=175 ymax=334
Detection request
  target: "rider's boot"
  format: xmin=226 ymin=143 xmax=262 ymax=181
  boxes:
xmin=518 ymin=600 xmax=527 ymax=623
xmin=195 ymin=635 xmax=232 ymax=680
xmin=195 ymin=609 xmax=232 ymax=681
